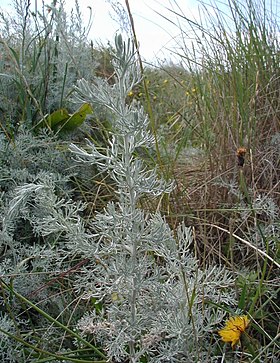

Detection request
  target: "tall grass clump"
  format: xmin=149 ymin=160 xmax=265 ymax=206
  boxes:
xmin=187 ymin=0 xmax=279 ymax=155
xmin=168 ymin=0 xmax=280 ymax=202
xmin=152 ymin=0 xmax=280 ymax=265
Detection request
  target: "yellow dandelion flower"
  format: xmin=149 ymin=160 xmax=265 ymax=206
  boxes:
xmin=218 ymin=315 xmax=250 ymax=348
xmin=192 ymin=87 xmax=196 ymax=92
xmin=185 ymin=91 xmax=190 ymax=96
xmin=163 ymin=79 xmax=168 ymax=84
xmin=128 ymin=91 xmax=134 ymax=97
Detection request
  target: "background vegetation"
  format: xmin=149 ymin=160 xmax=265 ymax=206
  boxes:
xmin=0 ymin=0 xmax=279 ymax=362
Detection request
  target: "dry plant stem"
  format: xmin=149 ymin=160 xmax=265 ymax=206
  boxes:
xmin=205 ymin=223 xmax=280 ymax=269
xmin=27 ymin=258 xmax=90 ymax=298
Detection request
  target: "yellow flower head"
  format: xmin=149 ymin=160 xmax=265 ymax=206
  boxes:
xmin=128 ymin=91 xmax=134 ymax=97
xmin=218 ymin=315 xmax=250 ymax=348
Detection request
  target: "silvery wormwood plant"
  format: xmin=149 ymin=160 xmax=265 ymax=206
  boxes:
xmin=69 ymin=34 xmax=236 ymax=363
xmin=0 ymin=128 xmax=102 ymax=361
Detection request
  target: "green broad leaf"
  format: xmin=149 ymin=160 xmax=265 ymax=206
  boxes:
xmin=35 ymin=108 xmax=69 ymax=131
xmin=55 ymin=103 xmax=93 ymax=132
xmin=34 ymin=104 xmax=93 ymax=133
xmin=48 ymin=108 xmax=70 ymax=128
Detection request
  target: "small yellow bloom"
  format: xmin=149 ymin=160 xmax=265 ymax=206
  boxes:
xmin=128 ymin=91 xmax=134 ymax=97
xmin=192 ymin=87 xmax=196 ymax=92
xmin=218 ymin=315 xmax=250 ymax=348
xmin=111 ymin=292 xmax=120 ymax=301
xmin=163 ymin=79 xmax=168 ymax=84
xmin=185 ymin=91 xmax=190 ymax=96
xmin=138 ymin=92 xmax=143 ymax=97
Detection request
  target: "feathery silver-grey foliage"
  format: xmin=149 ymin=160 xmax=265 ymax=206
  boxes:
xmin=70 ymin=34 xmax=236 ymax=363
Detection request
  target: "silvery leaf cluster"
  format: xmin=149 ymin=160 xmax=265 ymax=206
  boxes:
xmin=71 ymin=35 xmax=236 ymax=362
